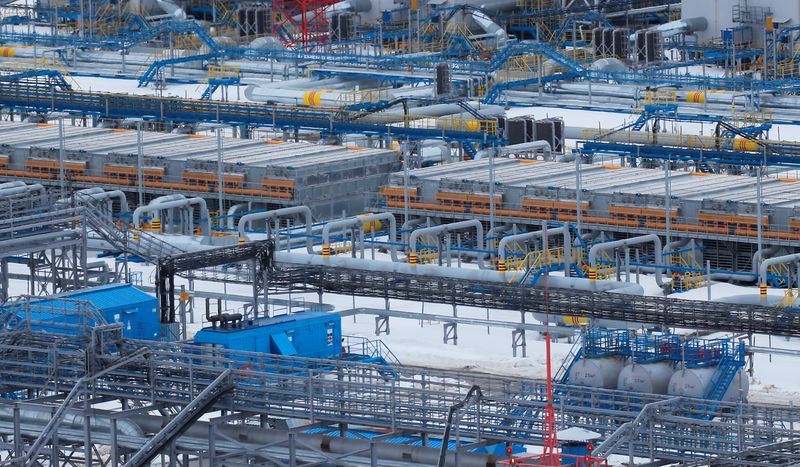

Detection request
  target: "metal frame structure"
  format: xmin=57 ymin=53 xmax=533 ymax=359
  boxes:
xmin=1 ymin=314 xmax=800 ymax=466
xmin=0 ymin=188 xmax=88 ymax=301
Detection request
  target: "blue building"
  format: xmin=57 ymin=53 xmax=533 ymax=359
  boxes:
xmin=34 ymin=284 xmax=160 ymax=340
xmin=194 ymin=311 xmax=342 ymax=359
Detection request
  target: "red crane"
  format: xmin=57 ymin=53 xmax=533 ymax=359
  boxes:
xmin=500 ymin=226 xmax=608 ymax=467
xmin=272 ymin=0 xmax=336 ymax=48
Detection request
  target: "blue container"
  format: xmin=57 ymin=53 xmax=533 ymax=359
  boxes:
xmin=194 ymin=311 xmax=342 ymax=359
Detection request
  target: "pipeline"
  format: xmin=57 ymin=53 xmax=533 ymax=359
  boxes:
xmin=0 ymin=230 xmax=81 ymax=250
xmin=226 ymin=203 xmax=250 ymax=231
xmin=420 ymin=140 xmax=452 ymax=165
xmin=321 ymin=213 xmax=399 ymax=261
xmin=408 ymin=220 xmax=485 ymax=269
xmin=0 ymin=405 xmax=496 ymax=466
xmin=588 ymin=234 xmax=664 ymax=287
xmin=0 ymin=182 xmax=46 ymax=197
xmin=563 ymin=125 xmax=764 ymax=152
xmin=75 ymin=188 xmax=129 ymax=217
xmin=497 ymin=225 xmax=570 ymax=273
xmin=759 ymin=252 xmax=800 ymax=289
xmin=277 ymin=251 xmax=643 ymax=296
xmin=474 ymin=140 xmax=552 ymax=160
xmin=132 ymin=195 xmax=210 ymax=236
xmin=238 ymin=206 xmax=314 ymax=254
xmin=647 ymin=17 xmax=708 ymax=40
xmin=471 ymin=11 xmax=508 ymax=49
xmin=0 ymin=405 xmax=143 ymax=437
xmin=752 ymin=246 xmax=783 ymax=274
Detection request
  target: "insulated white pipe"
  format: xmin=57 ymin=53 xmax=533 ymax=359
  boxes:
xmin=321 ymin=213 xmax=398 ymax=261
xmin=238 ymin=206 xmax=314 ymax=254
xmin=759 ymin=253 xmax=800 ymax=288
xmin=589 ymin=234 xmax=664 ymax=287
xmin=75 ymin=189 xmax=129 ymax=213
xmin=497 ymin=226 xmax=570 ymax=273
xmin=0 ymin=183 xmax=46 ymax=197
xmin=226 ymin=203 xmax=249 ymax=231
xmin=471 ymin=11 xmax=508 ymax=49
xmin=409 ymin=220 xmax=485 ymax=268
xmin=275 ymin=251 xmax=644 ymax=296
xmin=474 ymin=140 xmax=552 ymax=160
xmin=133 ymin=197 xmax=210 ymax=236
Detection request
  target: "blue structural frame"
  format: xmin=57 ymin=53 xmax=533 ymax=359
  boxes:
xmin=557 ymin=329 xmax=747 ymax=413
xmin=579 ymin=141 xmax=800 ymax=167
xmin=0 ymin=86 xmax=503 ymax=146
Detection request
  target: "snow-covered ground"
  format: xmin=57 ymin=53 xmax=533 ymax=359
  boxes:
xmin=6 ymin=239 xmax=800 ymax=404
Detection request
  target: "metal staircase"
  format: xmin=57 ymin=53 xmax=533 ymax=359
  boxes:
xmin=554 ymin=335 xmax=583 ymax=384
xmin=704 ymin=342 xmax=746 ymax=413
xmin=124 ymin=369 xmax=234 ymax=467
xmin=0 ymin=69 xmax=73 ymax=91
xmin=83 ymin=209 xmax=187 ymax=263
xmin=462 ymin=142 xmax=478 ymax=159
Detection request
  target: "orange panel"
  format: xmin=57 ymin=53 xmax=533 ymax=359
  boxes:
xmin=262 ymin=178 xmax=295 ymax=188
xmin=183 ymin=171 xmax=245 ymax=184
xmin=145 ymin=181 xmax=211 ymax=192
xmin=382 ymin=187 xmax=418 ymax=197
xmin=764 ymin=231 xmax=800 ymax=240
xmin=74 ymin=175 xmax=133 ymax=185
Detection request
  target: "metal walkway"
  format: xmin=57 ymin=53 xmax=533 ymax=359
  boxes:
xmin=2 ymin=322 xmax=800 ymax=463
xmin=0 ymin=85 xmax=501 ymax=146
xmin=267 ymin=262 xmax=800 ymax=338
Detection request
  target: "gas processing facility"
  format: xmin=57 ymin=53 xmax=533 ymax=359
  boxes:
xmin=7 ymin=0 xmax=800 ymax=465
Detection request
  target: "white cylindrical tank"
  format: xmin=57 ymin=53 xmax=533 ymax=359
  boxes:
xmin=567 ymin=357 xmax=624 ymax=389
xmin=667 ymin=367 xmax=749 ymax=402
xmin=617 ymin=362 xmax=674 ymax=395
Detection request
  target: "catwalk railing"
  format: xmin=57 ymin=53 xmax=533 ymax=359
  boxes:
xmin=266 ymin=262 xmax=800 ymax=337
xmin=1 ymin=330 xmax=800 ymax=462
xmin=0 ymin=85 xmax=502 ymax=146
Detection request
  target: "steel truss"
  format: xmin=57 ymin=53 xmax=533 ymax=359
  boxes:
xmin=264 ymin=263 xmax=800 ymax=338
xmin=0 ymin=86 xmax=502 ymax=147
xmin=1 ymin=317 xmax=800 ymax=465
xmin=0 ymin=190 xmax=88 ymax=301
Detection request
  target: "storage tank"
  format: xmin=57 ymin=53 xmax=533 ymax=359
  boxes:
xmin=667 ymin=367 xmax=749 ymax=402
xmin=567 ymin=357 xmax=624 ymax=389
xmin=617 ymin=362 xmax=674 ymax=395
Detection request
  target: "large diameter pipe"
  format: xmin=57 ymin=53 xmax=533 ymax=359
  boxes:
xmin=129 ymin=413 xmax=498 ymax=467
xmin=497 ymin=225 xmax=570 ymax=273
xmin=628 ymin=17 xmax=709 ymax=43
xmin=759 ymin=253 xmax=800 ymax=288
xmin=76 ymin=189 xmax=129 ymax=213
xmin=0 ymin=405 xmax=143 ymax=437
xmin=564 ymin=126 xmax=761 ymax=152
xmin=132 ymin=196 xmax=210 ymax=236
xmin=0 ymin=183 xmax=46 ymax=197
xmin=275 ymin=251 xmax=644 ymax=295
xmin=238 ymin=206 xmax=314 ymax=254
xmin=0 ymin=406 xmax=497 ymax=467
xmin=409 ymin=220 xmax=485 ymax=269
xmin=471 ymin=11 xmax=508 ymax=49
xmin=588 ymin=234 xmax=664 ymax=287
xmin=321 ymin=213 xmax=398 ymax=261
xmin=0 ymin=230 xmax=80 ymax=250
xmin=226 ymin=203 xmax=249 ymax=231
xmin=752 ymin=246 xmax=782 ymax=274
xmin=475 ymin=140 xmax=552 ymax=160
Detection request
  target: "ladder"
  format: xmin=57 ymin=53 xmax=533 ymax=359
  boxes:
xmin=554 ymin=336 xmax=583 ymax=384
